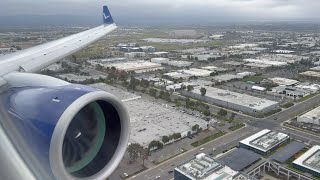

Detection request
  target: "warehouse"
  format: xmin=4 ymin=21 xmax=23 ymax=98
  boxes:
xmin=239 ymin=129 xmax=290 ymax=156
xmin=300 ymin=71 xmax=320 ymax=78
xmin=269 ymin=77 xmax=300 ymax=86
xmin=178 ymin=68 xmax=213 ymax=77
xmin=103 ymin=60 xmax=164 ymax=73
xmin=186 ymin=87 xmax=279 ymax=115
xmin=293 ymin=145 xmax=320 ymax=177
xmin=151 ymin=58 xmax=170 ymax=64
xmin=272 ymin=86 xmax=311 ymax=99
xmin=297 ymin=106 xmax=320 ymax=126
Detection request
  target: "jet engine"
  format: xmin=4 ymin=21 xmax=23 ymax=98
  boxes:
xmin=0 ymin=73 xmax=130 ymax=180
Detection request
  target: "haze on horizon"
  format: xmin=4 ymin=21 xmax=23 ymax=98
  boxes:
xmin=0 ymin=0 xmax=320 ymax=25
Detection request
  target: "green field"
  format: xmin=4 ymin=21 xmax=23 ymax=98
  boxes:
xmin=228 ymin=123 xmax=245 ymax=131
xmin=191 ymin=131 xmax=226 ymax=147
xmin=242 ymin=76 xmax=265 ymax=83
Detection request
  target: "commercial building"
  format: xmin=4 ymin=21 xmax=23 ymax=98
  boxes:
xmin=178 ymin=68 xmax=213 ymax=77
xmin=243 ymin=59 xmax=288 ymax=67
xmin=293 ymin=145 xmax=320 ymax=177
xmin=186 ymin=87 xmax=279 ymax=115
xmin=272 ymin=86 xmax=311 ymax=99
xmin=239 ymin=129 xmax=290 ymax=156
xmin=300 ymin=71 xmax=320 ymax=79
xmin=174 ymin=153 xmax=253 ymax=180
xmin=166 ymin=82 xmax=194 ymax=92
xmin=269 ymin=77 xmax=299 ymax=86
xmin=151 ymin=58 xmax=170 ymax=64
xmin=297 ymin=106 xmax=320 ymax=125
xmin=165 ymin=72 xmax=193 ymax=80
xmin=295 ymin=83 xmax=320 ymax=92
xmin=124 ymin=52 xmax=146 ymax=59
xmin=104 ymin=61 xmax=164 ymax=73
xmin=168 ymin=61 xmax=193 ymax=67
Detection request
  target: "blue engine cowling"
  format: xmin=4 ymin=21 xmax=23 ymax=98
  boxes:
xmin=0 ymin=73 xmax=130 ymax=180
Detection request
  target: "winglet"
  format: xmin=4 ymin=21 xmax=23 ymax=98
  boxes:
xmin=103 ymin=5 xmax=114 ymax=24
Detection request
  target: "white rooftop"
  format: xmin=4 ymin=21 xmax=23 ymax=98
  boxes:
xmin=269 ymin=77 xmax=299 ymax=86
xmin=192 ymin=87 xmax=279 ymax=111
xmin=240 ymin=129 xmax=289 ymax=152
xmin=178 ymin=68 xmax=213 ymax=77
xmin=293 ymin=145 xmax=320 ymax=173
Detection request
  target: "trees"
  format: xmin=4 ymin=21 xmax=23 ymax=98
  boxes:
xmin=192 ymin=124 xmax=200 ymax=132
xmin=148 ymin=140 xmax=163 ymax=150
xmin=181 ymin=84 xmax=187 ymax=91
xmin=203 ymin=110 xmax=211 ymax=116
xmin=162 ymin=136 xmax=170 ymax=144
xmin=218 ymin=109 xmax=228 ymax=117
xmin=200 ymin=87 xmax=207 ymax=96
xmin=141 ymin=148 xmax=149 ymax=167
xmin=149 ymin=88 xmax=158 ymax=97
xmin=127 ymin=143 xmax=143 ymax=162
xmin=172 ymin=133 xmax=182 ymax=140
xmin=187 ymin=85 xmax=194 ymax=92
xmin=95 ymin=64 xmax=104 ymax=71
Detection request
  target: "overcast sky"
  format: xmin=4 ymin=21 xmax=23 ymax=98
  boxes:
xmin=0 ymin=0 xmax=320 ymax=24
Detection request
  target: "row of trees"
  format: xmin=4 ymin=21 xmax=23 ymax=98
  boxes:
xmin=127 ymin=143 xmax=149 ymax=165
xmin=161 ymin=133 xmax=182 ymax=144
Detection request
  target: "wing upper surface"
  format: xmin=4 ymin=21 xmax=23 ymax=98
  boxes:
xmin=0 ymin=24 xmax=117 ymax=77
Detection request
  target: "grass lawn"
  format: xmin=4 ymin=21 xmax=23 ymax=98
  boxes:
xmin=242 ymin=76 xmax=265 ymax=83
xmin=228 ymin=123 xmax=245 ymax=131
xmin=191 ymin=131 xmax=226 ymax=147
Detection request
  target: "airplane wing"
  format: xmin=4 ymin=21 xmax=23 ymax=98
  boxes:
xmin=0 ymin=5 xmax=130 ymax=180
xmin=0 ymin=6 xmax=116 ymax=78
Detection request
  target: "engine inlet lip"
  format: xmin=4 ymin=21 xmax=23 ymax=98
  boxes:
xmin=49 ymin=91 xmax=130 ymax=180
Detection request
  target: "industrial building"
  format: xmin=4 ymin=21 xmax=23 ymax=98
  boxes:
xmin=269 ymin=77 xmax=300 ymax=86
xmin=165 ymin=72 xmax=193 ymax=80
xmin=243 ymin=59 xmax=288 ymax=67
xmin=178 ymin=68 xmax=213 ymax=77
xmin=293 ymin=145 xmax=320 ymax=177
xmin=297 ymin=106 xmax=320 ymax=125
xmin=103 ymin=60 xmax=164 ymax=73
xmin=272 ymin=86 xmax=311 ymax=99
xmin=300 ymin=71 xmax=320 ymax=78
xmin=124 ymin=52 xmax=146 ymax=59
xmin=186 ymin=87 xmax=279 ymax=115
xmin=174 ymin=153 xmax=253 ymax=180
xmin=151 ymin=58 xmax=170 ymax=64
xmin=168 ymin=61 xmax=193 ymax=67
xmin=239 ymin=129 xmax=290 ymax=155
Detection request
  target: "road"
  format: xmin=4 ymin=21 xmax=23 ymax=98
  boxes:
xmin=129 ymin=94 xmax=320 ymax=180
xmin=129 ymin=126 xmax=260 ymax=180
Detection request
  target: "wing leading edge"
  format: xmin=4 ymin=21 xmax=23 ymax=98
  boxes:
xmin=0 ymin=5 xmax=117 ymax=77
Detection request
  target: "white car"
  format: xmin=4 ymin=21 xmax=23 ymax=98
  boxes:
xmin=156 ymin=175 xmax=161 ymax=179
xmin=200 ymin=148 xmax=205 ymax=151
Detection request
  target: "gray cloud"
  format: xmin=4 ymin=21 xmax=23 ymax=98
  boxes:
xmin=0 ymin=0 xmax=319 ymax=24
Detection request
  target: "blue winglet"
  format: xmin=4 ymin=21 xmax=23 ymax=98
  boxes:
xmin=103 ymin=6 xmax=114 ymax=24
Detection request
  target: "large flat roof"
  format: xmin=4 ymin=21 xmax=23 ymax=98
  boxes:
xmin=269 ymin=77 xmax=299 ymax=86
xmin=192 ymin=87 xmax=279 ymax=111
xmin=240 ymin=129 xmax=289 ymax=153
xmin=271 ymin=141 xmax=305 ymax=163
xmin=293 ymin=145 xmax=320 ymax=174
xmin=175 ymin=154 xmax=252 ymax=180
xmin=218 ymin=148 xmax=261 ymax=171
xmin=299 ymin=106 xmax=320 ymax=122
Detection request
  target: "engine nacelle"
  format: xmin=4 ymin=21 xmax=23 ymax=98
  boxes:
xmin=0 ymin=73 xmax=130 ymax=180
